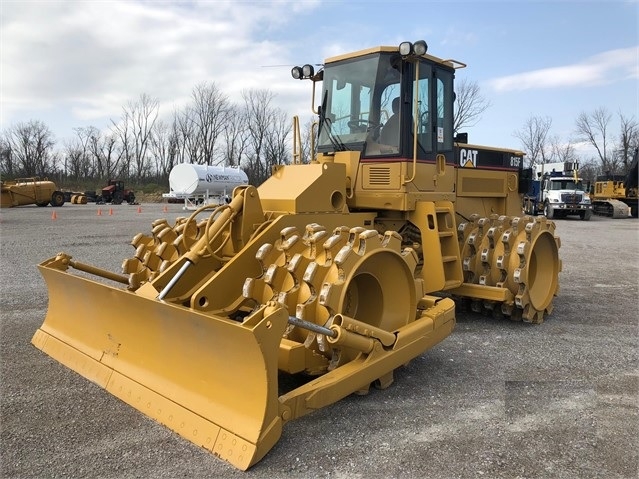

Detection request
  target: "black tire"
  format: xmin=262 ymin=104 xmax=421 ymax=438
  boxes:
xmin=544 ymin=202 xmax=554 ymax=219
xmin=50 ymin=191 xmax=65 ymax=207
xmin=580 ymin=210 xmax=592 ymax=221
xmin=127 ymin=192 xmax=136 ymax=205
xmin=36 ymin=201 xmax=49 ymax=207
xmin=112 ymin=190 xmax=124 ymax=205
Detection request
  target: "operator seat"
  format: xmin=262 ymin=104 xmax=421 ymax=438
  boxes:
xmin=379 ymin=97 xmax=400 ymax=146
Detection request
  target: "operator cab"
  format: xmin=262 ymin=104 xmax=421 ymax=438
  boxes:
xmin=313 ymin=43 xmax=459 ymax=163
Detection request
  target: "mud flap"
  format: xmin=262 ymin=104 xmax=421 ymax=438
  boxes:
xmin=32 ymin=264 xmax=289 ymax=470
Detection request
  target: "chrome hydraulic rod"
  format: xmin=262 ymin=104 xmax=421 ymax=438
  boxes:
xmin=287 ymin=316 xmax=337 ymax=338
xmin=157 ymin=260 xmax=191 ymax=301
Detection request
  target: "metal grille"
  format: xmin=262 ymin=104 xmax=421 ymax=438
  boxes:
xmin=561 ymin=193 xmax=582 ymax=204
xmin=368 ymin=167 xmax=391 ymax=186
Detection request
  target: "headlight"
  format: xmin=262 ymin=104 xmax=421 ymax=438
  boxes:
xmin=291 ymin=66 xmax=303 ymax=80
xmin=413 ymin=40 xmax=428 ymax=55
xmin=399 ymin=40 xmax=428 ymax=56
xmin=399 ymin=42 xmax=412 ymax=56
xmin=302 ymin=64 xmax=314 ymax=77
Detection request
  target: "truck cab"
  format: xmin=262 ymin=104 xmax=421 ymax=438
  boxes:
xmin=534 ymin=162 xmax=592 ymax=220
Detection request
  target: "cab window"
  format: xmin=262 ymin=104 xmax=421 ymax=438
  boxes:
xmin=413 ymin=64 xmax=431 ymax=154
xmin=436 ymin=69 xmax=453 ymax=151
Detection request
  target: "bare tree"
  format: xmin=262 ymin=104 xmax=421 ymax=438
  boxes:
xmin=242 ymin=89 xmax=294 ymax=185
xmin=575 ymin=107 xmax=617 ymax=173
xmin=242 ymin=89 xmax=274 ymax=185
xmin=453 ymin=78 xmax=491 ymax=134
xmin=617 ymin=112 xmax=638 ymax=175
xmin=172 ymin=108 xmax=195 ymax=165
xmin=87 ymin=127 xmax=123 ymax=181
xmin=64 ymin=127 xmax=100 ymax=181
xmin=576 ymin=158 xmax=599 ymax=184
xmin=514 ymin=115 xmax=553 ymax=168
xmin=113 ymin=93 xmax=159 ymax=180
xmin=190 ymin=82 xmax=230 ymax=165
xmin=149 ymin=119 xmax=177 ymax=182
xmin=3 ymin=120 xmax=56 ymax=177
xmin=549 ymin=135 xmax=578 ymax=164
xmin=63 ymin=139 xmax=85 ymax=181
xmin=263 ymin=108 xmax=291 ymax=170
xmin=222 ymin=105 xmax=248 ymax=167
xmin=0 ymin=135 xmax=14 ymax=177
xmin=170 ymin=83 xmax=231 ymax=166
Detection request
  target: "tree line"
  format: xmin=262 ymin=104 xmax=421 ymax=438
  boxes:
xmin=1 ymin=78 xmax=636 ymax=189
xmin=0 ymin=83 xmax=314 ymax=188
xmin=514 ymin=108 xmax=637 ymax=182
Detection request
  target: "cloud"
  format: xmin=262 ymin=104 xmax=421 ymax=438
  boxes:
xmin=487 ymin=46 xmax=639 ymax=92
xmin=0 ymin=0 xmax=320 ymax=135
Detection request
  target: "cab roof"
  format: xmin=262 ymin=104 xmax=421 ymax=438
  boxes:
xmin=324 ymin=45 xmax=465 ymax=70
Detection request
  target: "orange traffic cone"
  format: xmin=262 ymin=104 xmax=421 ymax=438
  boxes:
xmin=163 ymin=205 xmax=168 ymax=213
xmin=97 ymin=208 xmax=102 ymax=216
xmin=109 ymin=208 xmax=113 ymax=216
xmin=51 ymin=210 xmax=57 ymax=220
xmin=137 ymin=205 xmax=142 ymax=213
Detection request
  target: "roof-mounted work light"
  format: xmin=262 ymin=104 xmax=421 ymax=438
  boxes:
xmin=399 ymin=41 xmax=412 ymax=56
xmin=399 ymin=40 xmax=428 ymax=57
xmin=291 ymin=66 xmax=303 ymax=80
xmin=413 ymin=40 xmax=427 ymax=55
xmin=302 ymin=64 xmax=314 ymax=78
xmin=291 ymin=64 xmax=317 ymax=80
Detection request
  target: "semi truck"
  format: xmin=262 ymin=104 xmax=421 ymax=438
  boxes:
xmin=523 ymin=161 xmax=593 ymax=220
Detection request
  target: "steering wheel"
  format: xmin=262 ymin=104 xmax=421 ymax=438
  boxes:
xmin=347 ymin=119 xmax=379 ymax=133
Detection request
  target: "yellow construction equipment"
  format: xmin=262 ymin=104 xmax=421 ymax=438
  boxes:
xmin=1 ymin=177 xmax=65 ymax=207
xmin=32 ymin=41 xmax=561 ymax=470
xmin=591 ymin=148 xmax=638 ymax=218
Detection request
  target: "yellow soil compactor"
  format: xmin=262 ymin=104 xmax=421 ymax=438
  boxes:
xmin=32 ymin=41 xmax=561 ymax=470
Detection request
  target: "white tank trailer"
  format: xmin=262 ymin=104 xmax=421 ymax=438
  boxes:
xmin=163 ymin=163 xmax=249 ymax=209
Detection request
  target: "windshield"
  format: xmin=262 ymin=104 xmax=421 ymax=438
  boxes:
xmin=317 ymin=52 xmax=400 ymax=153
xmin=549 ymin=180 xmax=586 ymax=191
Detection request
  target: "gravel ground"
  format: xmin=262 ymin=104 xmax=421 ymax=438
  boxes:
xmin=1 ymin=204 xmax=637 ymax=479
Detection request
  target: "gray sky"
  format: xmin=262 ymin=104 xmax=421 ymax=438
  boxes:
xmin=2 ymin=0 xmax=637 ymax=158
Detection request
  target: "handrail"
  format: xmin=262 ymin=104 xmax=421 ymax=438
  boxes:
xmin=404 ymin=61 xmax=420 ymax=185
xmin=292 ymin=116 xmax=302 ymax=164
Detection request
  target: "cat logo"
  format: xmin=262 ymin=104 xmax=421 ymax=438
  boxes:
xmin=460 ymin=148 xmax=478 ymax=168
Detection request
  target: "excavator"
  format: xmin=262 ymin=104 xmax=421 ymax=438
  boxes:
xmin=591 ymin=148 xmax=638 ymax=218
xmin=32 ymin=41 xmax=561 ymax=470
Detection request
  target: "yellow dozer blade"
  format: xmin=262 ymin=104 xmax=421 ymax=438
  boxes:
xmin=33 ymin=264 xmax=290 ymax=470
